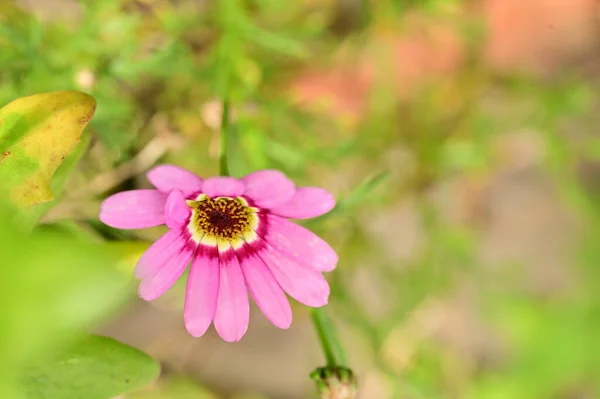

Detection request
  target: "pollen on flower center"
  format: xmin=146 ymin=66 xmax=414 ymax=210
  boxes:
xmin=208 ymin=210 xmax=233 ymax=229
xmin=186 ymin=194 xmax=258 ymax=247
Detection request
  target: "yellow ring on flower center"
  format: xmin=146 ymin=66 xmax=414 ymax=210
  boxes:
xmin=186 ymin=194 xmax=259 ymax=251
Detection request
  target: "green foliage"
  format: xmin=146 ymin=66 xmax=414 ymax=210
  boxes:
xmin=20 ymin=335 xmax=160 ymax=399
xmin=0 ymin=200 xmax=131 ymax=396
xmin=0 ymin=89 xmax=156 ymax=398
xmin=468 ymin=298 xmax=596 ymax=399
xmin=0 ymin=0 xmax=599 ymax=398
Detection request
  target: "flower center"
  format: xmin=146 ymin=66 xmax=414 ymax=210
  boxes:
xmin=186 ymin=194 xmax=257 ymax=244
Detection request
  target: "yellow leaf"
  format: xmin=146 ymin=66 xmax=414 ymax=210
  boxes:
xmin=0 ymin=91 xmax=96 ymax=207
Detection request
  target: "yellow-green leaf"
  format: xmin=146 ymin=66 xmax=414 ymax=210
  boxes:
xmin=19 ymin=134 xmax=92 ymax=229
xmin=0 ymin=91 xmax=96 ymax=207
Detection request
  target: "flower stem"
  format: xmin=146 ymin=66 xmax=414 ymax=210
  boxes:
xmin=310 ymin=307 xmax=347 ymax=367
xmin=219 ymin=100 xmax=230 ymax=177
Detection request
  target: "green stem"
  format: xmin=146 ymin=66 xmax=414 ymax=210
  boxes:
xmin=310 ymin=307 xmax=347 ymax=367
xmin=219 ymin=100 xmax=230 ymax=176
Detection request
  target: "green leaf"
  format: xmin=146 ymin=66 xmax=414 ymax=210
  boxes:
xmin=0 ymin=91 xmax=96 ymax=208
xmin=19 ymin=335 xmax=160 ymax=399
xmin=0 ymin=202 xmax=128 ymax=396
xmin=342 ymin=170 xmax=390 ymax=209
xmin=240 ymin=22 xmax=308 ymax=58
xmin=265 ymin=140 xmax=304 ymax=171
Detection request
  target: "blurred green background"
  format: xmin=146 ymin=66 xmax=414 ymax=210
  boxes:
xmin=1 ymin=0 xmax=600 ymax=398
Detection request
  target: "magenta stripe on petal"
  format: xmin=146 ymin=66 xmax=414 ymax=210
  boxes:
xmin=257 ymin=244 xmax=330 ymax=307
xmin=261 ymin=215 xmax=338 ymax=272
xmin=213 ymin=248 xmax=250 ymax=342
xmin=239 ymin=249 xmax=292 ymax=329
xmin=138 ymin=242 xmax=194 ymax=301
xmin=135 ymin=230 xmax=187 ymax=279
xmin=99 ymin=189 xmax=167 ymax=229
xmin=269 ymin=187 xmax=335 ymax=219
xmin=164 ymin=190 xmax=191 ymax=229
xmin=147 ymin=164 xmax=203 ymax=197
xmin=242 ymin=170 xmax=295 ymax=208
xmin=202 ymin=177 xmax=245 ymax=198
xmin=184 ymin=248 xmax=220 ymax=337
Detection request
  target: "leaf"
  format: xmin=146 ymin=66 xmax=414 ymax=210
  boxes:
xmin=19 ymin=134 xmax=91 ymax=229
xmin=0 ymin=90 xmax=96 ymax=208
xmin=303 ymin=171 xmax=390 ymax=230
xmin=265 ymin=140 xmax=304 ymax=171
xmin=341 ymin=170 xmax=390 ymax=209
xmin=0 ymin=199 xmax=128 ymax=396
xmin=238 ymin=21 xmax=308 ymax=58
xmin=0 ymin=202 xmax=128 ymax=376
xmin=19 ymin=335 xmax=160 ymax=399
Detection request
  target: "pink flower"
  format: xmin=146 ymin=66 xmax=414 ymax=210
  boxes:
xmin=99 ymin=165 xmax=337 ymax=342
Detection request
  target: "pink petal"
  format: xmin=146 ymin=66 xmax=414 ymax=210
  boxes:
xmin=242 ymin=170 xmax=295 ymax=208
xmin=202 ymin=177 xmax=245 ymax=198
xmin=239 ymin=249 xmax=292 ymax=329
xmin=135 ymin=230 xmax=186 ymax=279
xmin=261 ymin=215 xmax=338 ymax=272
xmin=257 ymin=244 xmax=330 ymax=307
xmin=269 ymin=187 xmax=335 ymax=219
xmin=147 ymin=164 xmax=203 ymax=197
xmin=138 ymin=242 xmax=194 ymax=301
xmin=164 ymin=190 xmax=191 ymax=229
xmin=99 ymin=189 xmax=166 ymax=229
xmin=213 ymin=250 xmax=250 ymax=342
xmin=184 ymin=249 xmax=220 ymax=337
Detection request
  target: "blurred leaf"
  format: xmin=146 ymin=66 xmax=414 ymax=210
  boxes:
xmin=104 ymin=241 xmax=151 ymax=276
xmin=342 ymin=170 xmax=389 ymax=210
xmin=469 ymin=292 xmax=597 ymax=399
xmin=265 ymin=140 xmax=304 ymax=171
xmin=19 ymin=335 xmax=159 ymax=399
xmin=229 ymin=122 xmax=269 ymax=176
xmin=233 ymin=56 xmax=263 ymax=96
xmin=19 ymin=134 xmax=91 ymax=229
xmin=0 ymin=203 xmax=128 ymax=383
xmin=33 ymin=219 xmax=100 ymax=243
xmin=239 ymin=21 xmax=308 ymax=58
xmin=303 ymin=171 xmax=389 ymax=230
xmin=0 ymin=91 xmax=96 ymax=208
xmin=242 ymin=128 xmax=269 ymax=170
xmin=442 ymin=139 xmax=487 ymax=171
xmin=582 ymin=137 xmax=600 ymax=161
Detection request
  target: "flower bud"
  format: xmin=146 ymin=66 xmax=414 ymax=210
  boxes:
xmin=311 ymin=366 xmax=358 ymax=399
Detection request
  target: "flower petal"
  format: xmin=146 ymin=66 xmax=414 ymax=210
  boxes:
xmin=164 ymin=190 xmax=191 ymax=229
xmin=213 ymin=248 xmax=250 ymax=342
xmin=269 ymin=187 xmax=335 ymax=219
xmin=184 ymin=248 xmax=220 ymax=337
xmin=242 ymin=170 xmax=295 ymax=208
xmin=202 ymin=177 xmax=245 ymax=198
xmin=257 ymin=244 xmax=330 ymax=307
xmin=135 ymin=230 xmax=187 ymax=279
xmin=147 ymin=164 xmax=203 ymax=197
xmin=260 ymin=215 xmax=338 ymax=272
xmin=138 ymin=242 xmax=194 ymax=301
xmin=99 ymin=189 xmax=167 ymax=229
xmin=239 ymin=249 xmax=292 ymax=329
